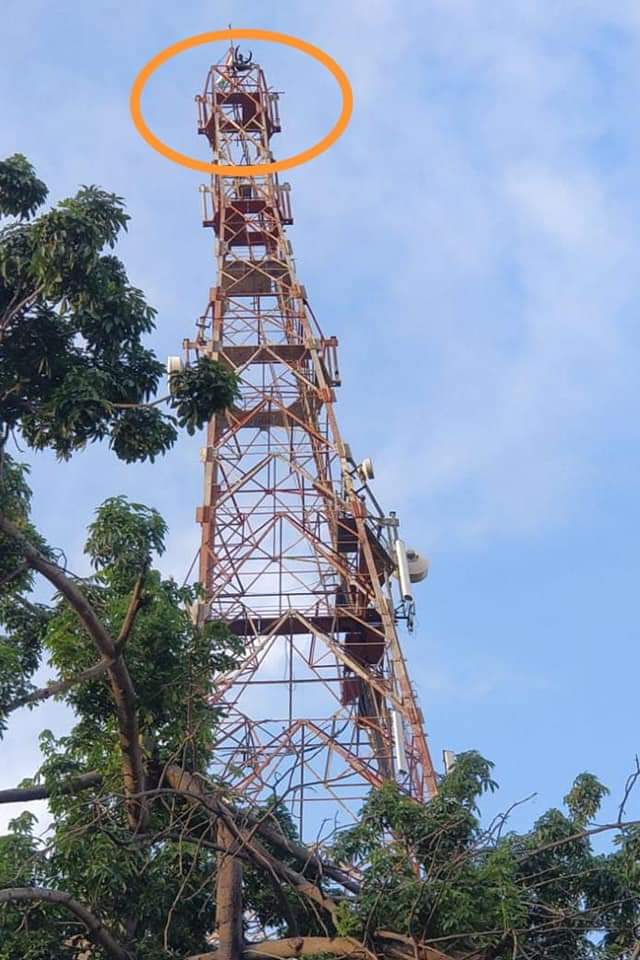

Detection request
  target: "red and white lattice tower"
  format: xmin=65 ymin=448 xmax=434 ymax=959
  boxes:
xmin=186 ymin=47 xmax=437 ymax=838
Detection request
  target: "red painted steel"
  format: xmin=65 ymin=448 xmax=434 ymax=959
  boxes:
xmin=189 ymin=47 xmax=437 ymax=838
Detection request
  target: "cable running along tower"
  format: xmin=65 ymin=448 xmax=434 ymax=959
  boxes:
xmin=185 ymin=46 xmax=437 ymax=838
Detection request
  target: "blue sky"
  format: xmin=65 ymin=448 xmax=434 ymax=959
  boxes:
xmin=2 ymin=0 xmax=640 ymax=836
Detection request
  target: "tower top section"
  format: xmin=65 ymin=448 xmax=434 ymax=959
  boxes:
xmin=196 ymin=46 xmax=282 ymax=169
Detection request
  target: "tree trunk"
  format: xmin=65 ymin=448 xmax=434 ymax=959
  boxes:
xmin=216 ymin=821 xmax=244 ymax=960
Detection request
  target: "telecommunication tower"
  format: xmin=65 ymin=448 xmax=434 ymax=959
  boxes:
xmin=180 ymin=46 xmax=437 ymax=838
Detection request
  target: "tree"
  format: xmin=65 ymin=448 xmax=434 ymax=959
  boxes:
xmin=0 ymin=156 xmax=638 ymax=959
xmin=0 ymin=153 xmax=238 ymax=462
xmin=329 ymin=758 xmax=640 ymax=959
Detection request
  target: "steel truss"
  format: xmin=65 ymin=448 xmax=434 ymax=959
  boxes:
xmin=189 ymin=47 xmax=437 ymax=838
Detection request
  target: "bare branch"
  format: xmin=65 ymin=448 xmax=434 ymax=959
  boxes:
xmin=0 ymin=886 xmax=130 ymax=960
xmin=162 ymin=765 xmax=360 ymax=895
xmin=482 ymin=793 xmax=537 ymax=844
xmin=517 ymin=818 xmax=640 ymax=862
xmin=163 ymin=766 xmax=338 ymax=920
xmin=115 ymin=571 xmax=146 ymax=650
xmin=618 ymin=754 xmax=640 ymax=823
xmin=0 ymin=282 xmax=45 ymax=339
xmin=188 ymin=936 xmax=455 ymax=960
xmin=188 ymin=937 xmax=374 ymax=960
xmin=0 ymin=771 xmax=101 ymax=805
xmin=5 ymin=659 xmax=112 ymax=713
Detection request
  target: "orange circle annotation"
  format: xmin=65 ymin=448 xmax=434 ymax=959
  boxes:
xmin=129 ymin=28 xmax=353 ymax=177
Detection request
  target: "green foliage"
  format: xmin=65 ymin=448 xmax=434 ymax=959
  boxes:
xmin=85 ymin=496 xmax=167 ymax=588
xmin=330 ymin=757 xmax=639 ymax=958
xmin=0 ymin=598 xmax=49 ymax=733
xmin=0 ymin=155 xmax=246 ymax=958
xmin=0 ymin=153 xmax=48 ymax=219
xmin=0 ymin=455 xmax=52 ymax=734
xmin=564 ymin=772 xmax=610 ymax=825
xmin=0 ymin=813 xmax=74 ymax=960
xmin=439 ymin=749 xmax=498 ymax=810
xmin=170 ymin=356 xmax=240 ymax=435
xmin=45 ymin=571 xmax=240 ymax=758
xmin=0 ymin=501 xmax=244 ymax=957
xmin=0 ymin=454 xmax=40 ymax=588
xmin=0 ymin=783 xmax=218 ymax=959
xmin=0 ymin=155 xmax=236 ymax=462
xmin=109 ymin=406 xmax=178 ymax=463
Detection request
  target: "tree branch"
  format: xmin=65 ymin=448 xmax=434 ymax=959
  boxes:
xmin=115 ymin=571 xmax=146 ymax=650
xmin=163 ymin=766 xmax=338 ymax=920
xmin=0 ymin=886 xmax=130 ymax=960
xmin=376 ymin=931 xmax=460 ymax=960
xmin=162 ymin=765 xmax=359 ymax=895
xmin=0 ymin=771 xmax=101 ymax=805
xmin=188 ymin=937 xmax=372 ymax=960
xmin=5 ymin=571 xmax=145 ymax=715
xmin=5 ymin=659 xmax=112 ymax=713
xmin=517 ymin=818 xmax=640 ymax=861
xmin=188 ymin=936 xmax=455 ymax=960
xmin=0 ymin=512 xmax=147 ymax=830
xmin=0 ymin=282 xmax=45 ymax=338
xmin=618 ymin=754 xmax=640 ymax=823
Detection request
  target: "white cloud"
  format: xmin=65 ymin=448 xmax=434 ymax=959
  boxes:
xmin=285 ymin=1 xmax=640 ymax=544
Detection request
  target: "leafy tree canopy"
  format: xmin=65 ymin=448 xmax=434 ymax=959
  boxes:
xmin=331 ymin=755 xmax=638 ymax=959
xmin=0 ymin=154 xmax=238 ymax=462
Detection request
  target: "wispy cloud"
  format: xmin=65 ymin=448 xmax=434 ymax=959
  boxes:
xmin=286 ymin=0 xmax=640 ymax=544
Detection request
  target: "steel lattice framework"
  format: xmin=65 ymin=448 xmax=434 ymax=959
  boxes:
xmin=187 ymin=48 xmax=437 ymax=837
